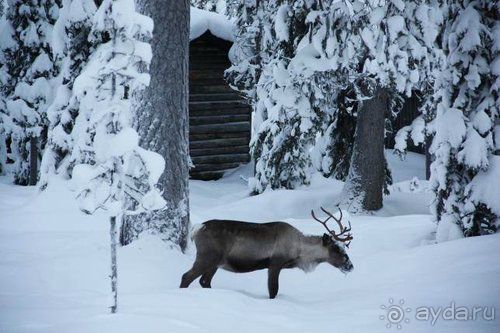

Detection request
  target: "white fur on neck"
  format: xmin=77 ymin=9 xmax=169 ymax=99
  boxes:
xmin=297 ymin=236 xmax=329 ymax=273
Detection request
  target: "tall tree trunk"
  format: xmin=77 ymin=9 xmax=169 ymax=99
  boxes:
xmin=425 ymin=135 xmax=433 ymax=180
xmin=109 ymin=215 xmax=118 ymax=313
xmin=340 ymin=85 xmax=387 ymax=212
xmin=29 ymin=136 xmax=38 ymax=186
xmin=121 ymin=0 xmax=190 ymax=251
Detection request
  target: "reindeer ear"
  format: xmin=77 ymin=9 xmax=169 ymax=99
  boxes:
xmin=322 ymin=233 xmax=331 ymax=246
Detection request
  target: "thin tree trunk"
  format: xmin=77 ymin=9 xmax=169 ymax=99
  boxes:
xmin=29 ymin=136 xmax=38 ymax=186
xmin=425 ymin=135 xmax=432 ymax=180
xmin=341 ymin=85 xmax=387 ymax=212
xmin=122 ymin=0 xmax=190 ymax=251
xmin=110 ymin=216 xmax=118 ymax=314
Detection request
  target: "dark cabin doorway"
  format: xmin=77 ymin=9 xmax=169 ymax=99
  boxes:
xmin=189 ymin=32 xmax=251 ymax=180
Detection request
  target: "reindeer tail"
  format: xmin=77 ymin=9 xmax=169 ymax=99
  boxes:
xmin=190 ymin=223 xmax=205 ymax=242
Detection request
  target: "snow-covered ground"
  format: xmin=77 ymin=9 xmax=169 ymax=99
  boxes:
xmin=0 ymin=151 xmax=499 ymax=332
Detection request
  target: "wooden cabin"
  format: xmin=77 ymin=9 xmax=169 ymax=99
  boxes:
xmin=189 ymin=31 xmax=251 ymax=180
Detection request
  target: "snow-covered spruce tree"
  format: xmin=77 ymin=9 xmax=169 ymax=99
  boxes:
xmin=40 ymin=0 xmax=97 ymax=188
xmin=313 ymin=88 xmax=357 ymax=181
xmin=231 ymin=0 xmax=326 ymax=194
xmin=266 ymin=0 xmax=376 ymax=207
xmin=39 ymin=0 xmax=97 ymax=188
xmin=0 ymin=13 xmax=12 ymax=175
xmin=393 ymin=0 xmax=445 ymax=159
xmin=121 ymin=0 xmax=190 ymax=251
xmin=327 ymin=0 xmax=442 ymax=212
xmin=0 ymin=0 xmax=60 ymax=185
xmin=225 ymin=0 xmax=263 ymax=105
xmin=191 ymin=0 xmax=226 ymax=13
xmin=70 ymin=0 xmax=165 ymax=313
xmin=229 ymin=0 xmax=436 ymax=198
xmin=430 ymin=0 xmax=499 ymax=240
xmin=302 ymin=2 xmax=364 ymax=183
xmin=230 ymin=1 xmax=332 ymax=193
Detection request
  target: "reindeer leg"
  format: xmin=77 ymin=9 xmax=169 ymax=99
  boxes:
xmin=267 ymin=264 xmax=282 ymax=299
xmin=180 ymin=262 xmax=205 ymax=288
xmin=181 ymin=252 xmax=221 ymax=288
xmin=199 ymin=266 xmax=218 ymax=288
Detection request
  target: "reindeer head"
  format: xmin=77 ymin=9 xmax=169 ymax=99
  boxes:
xmin=311 ymin=207 xmax=354 ymax=273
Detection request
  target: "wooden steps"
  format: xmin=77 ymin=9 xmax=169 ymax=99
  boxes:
xmin=190 ymin=114 xmax=250 ymax=126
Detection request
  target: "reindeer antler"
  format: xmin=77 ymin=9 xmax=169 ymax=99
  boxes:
xmin=311 ymin=207 xmax=353 ymax=248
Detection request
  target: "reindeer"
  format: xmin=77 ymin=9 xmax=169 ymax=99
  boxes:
xmin=180 ymin=208 xmax=354 ymax=299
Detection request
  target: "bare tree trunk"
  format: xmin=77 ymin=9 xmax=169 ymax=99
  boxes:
xmin=109 ymin=215 xmax=118 ymax=313
xmin=29 ymin=136 xmax=38 ymax=186
xmin=425 ymin=135 xmax=432 ymax=180
xmin=122 ymin=0 xmax=190 ymax=251
xmin=341 ymin=85 xmax=387 ymax=212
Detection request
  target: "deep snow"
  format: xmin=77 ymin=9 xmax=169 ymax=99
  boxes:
xmin=0 ymin=151 xmax=499 ymax=332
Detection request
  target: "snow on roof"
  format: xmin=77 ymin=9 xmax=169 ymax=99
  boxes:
xmin=190 ymin=7 xmax=234 ymax=42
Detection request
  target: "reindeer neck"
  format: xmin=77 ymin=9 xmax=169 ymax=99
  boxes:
xmin=297 ymin=235 xmax=329 ymax=272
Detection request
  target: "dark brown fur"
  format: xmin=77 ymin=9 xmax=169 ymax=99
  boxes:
xmin=180 ymin=220 xmax=353 ymax=298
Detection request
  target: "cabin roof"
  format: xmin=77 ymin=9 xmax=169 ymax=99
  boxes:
xmin=190 ymin=7 xmax=235 ymax=42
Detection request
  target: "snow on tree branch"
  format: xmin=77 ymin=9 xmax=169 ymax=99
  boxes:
xmin=69 ymin=0 xmax=165 ymax=217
